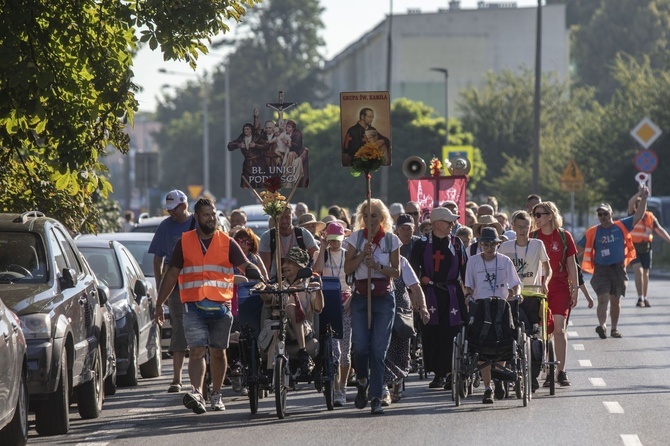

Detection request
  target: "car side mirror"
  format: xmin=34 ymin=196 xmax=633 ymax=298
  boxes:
xmin=60 ymin=268 xmax=77 ymax=290
xmin=133 ymin=279 xmax=148 ymax=303
xmin=97 ymin=283 xmax=109 ymax=305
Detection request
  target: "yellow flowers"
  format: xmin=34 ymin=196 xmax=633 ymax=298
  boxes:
xmin=354 ymin=142 xmax=383 ymax=161
xmin=351 ymin=143 xmax=384 ymax=177
xmin=260 ymin=190 xmax=287 ymax=219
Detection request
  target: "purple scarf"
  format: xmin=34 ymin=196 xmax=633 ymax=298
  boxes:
xmin=423 ymin=234 xmax=461 ymax=327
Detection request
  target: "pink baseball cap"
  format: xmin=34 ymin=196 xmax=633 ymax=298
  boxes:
xmin=326 ymin=223 xmax=345 ymax=241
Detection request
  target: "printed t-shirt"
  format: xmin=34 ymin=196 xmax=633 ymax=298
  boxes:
xmin=499 ymin=239 xmax=549 ymax=288
xmin=464 ymin=253 xmax=521 ymax=301
xmin=577 ymin=216 xmax=634 ymax=266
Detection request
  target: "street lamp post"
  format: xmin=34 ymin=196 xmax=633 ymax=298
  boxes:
xmin=158 ymin=68 xmax=211 ymax=195
xmin=430 ymin=67 xmax=449 ymax=147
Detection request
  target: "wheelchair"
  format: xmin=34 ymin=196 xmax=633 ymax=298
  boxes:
xmin=451 ymin=296 xmax=531 ymax=407
xmin=520 ymin=286 xmax=558 ymax=396
xmin=409 ymin=312 xmax=426 ymax=380
xmin=236 ymin=272 xmax=343 ymax=419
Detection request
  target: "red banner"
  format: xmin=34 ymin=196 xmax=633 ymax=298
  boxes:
xmin=407 ymin=176 xmax=468 ymax=224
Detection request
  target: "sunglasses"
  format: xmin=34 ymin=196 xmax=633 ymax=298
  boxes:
xmin=597 ymin=212 xmax=610 ymax=217
xmin=533 ymin=212 xmax=549 ymax=218
xmin=235 ymin=238 xmax=252 ymax=246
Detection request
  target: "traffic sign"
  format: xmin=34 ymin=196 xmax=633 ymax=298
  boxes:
xmin=631 ymin=117 xmax=662 ymax=149
xmin=560 ymin=159 xmax=584 ymax=191
xmin=187 ymin=185 xmax=203 ymax=199
xmin=633 ymin=149 xmax=658 ymax=173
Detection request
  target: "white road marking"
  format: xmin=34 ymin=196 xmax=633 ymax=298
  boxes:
xmin=579 ymin=359 xmax=593 ymax=367
xmin=573 ymin=344 xmax=585 ymax=350
xmin=621 ymin=434 xmax=643 ymax=446
xmin=603 ymin=401 xmax=624 ymax=413
xmin=589 ymin=377 xmax=607 ymax=387
xmin=568 ymin=320 xmax=573 ymax=326
xmin=76 ymin=443 xmax=110 ymax=446
xmin=567 ymin=331 xmax=579 ymax=337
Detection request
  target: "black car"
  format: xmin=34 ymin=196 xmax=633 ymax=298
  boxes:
xmin=76 ymin=237 xmax=161 ymax=386
xmin=0 ymin=211 xmax=111 ymax=436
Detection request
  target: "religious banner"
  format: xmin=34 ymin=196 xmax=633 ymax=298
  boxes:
xmin=340 ymin=91 xmax=392 ymax=167
xmin=408 ymin=176 xmax=468 ymax=224
xmin=227 ymin=91 xmax=309 ymax=189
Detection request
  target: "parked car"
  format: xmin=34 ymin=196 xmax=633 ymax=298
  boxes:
xmin=0 ymin=211 xmax=110 ymax=435
xmin=76 ymin=237 xmax=161 ymax=386
xmin=132 ymin=211 xmax=230 ymax=233
xmin=0 ymin=302 xmax=28 ymax=446
xmin=238 ymin=203 xmax=297 ymax=237
xmin=77 ymin=232 xmax=171 ymax=354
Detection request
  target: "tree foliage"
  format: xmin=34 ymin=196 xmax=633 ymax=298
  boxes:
xmin=154 ymin=0 xmax=325 ymax=205
xmin=458 ymin=69 xmax=606 ymax=213
xmin=572 ymin=0 xmax=670 ymax=103
xmin=0 ymin=0 xmax=259 ymax=232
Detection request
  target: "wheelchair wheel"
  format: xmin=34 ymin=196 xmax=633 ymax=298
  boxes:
xmin=452 ymin=335 xmax=462 ymax=406
xmin=274 ymin=356 xmax=290 ymax=419
xmin=322 ymin=334 xmax=335 ymax=411
xmin=247 ymin=339 xmax=260 ymax=414
xmin=525 ymin=337 xmax=532 ymax=405
xmin=548 ymin=338 xmax=556 ymax=396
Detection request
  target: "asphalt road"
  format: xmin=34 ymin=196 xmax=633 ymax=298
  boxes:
xmin=26 ymin=277 xmax=670 ymax=446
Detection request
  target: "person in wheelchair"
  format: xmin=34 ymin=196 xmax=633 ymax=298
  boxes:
xmin=259 ymin=247 xmax=324 ymax=377
xmin=464 ymin=227 xmax=522 ymax=404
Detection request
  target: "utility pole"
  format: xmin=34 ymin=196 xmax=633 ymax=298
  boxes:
xmin=532 ymin=0 xmax=542 ymax=194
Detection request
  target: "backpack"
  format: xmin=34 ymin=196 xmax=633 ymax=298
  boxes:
xmin=268 ymin=227 xmax=308 ymax=278
xmin=467 ymin=297 xmax=515 ymax=344
xmin=345 ymin=230 xmax=393 ymax=286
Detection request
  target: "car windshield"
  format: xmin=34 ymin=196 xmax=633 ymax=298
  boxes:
xmin=116 ymin=240 xmax=153 ymax=277
xmin=0 ymin=232 xmax=48 ymax=283
xmin=79 ymin=247 xmax=123 ymax=289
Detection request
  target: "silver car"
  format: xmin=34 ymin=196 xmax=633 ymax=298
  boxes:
xmin=0 ymin=301 xmax=28 ymax=445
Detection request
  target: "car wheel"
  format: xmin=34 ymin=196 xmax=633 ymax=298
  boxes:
xmin=140 ymin=328 xmax=162 ymax=378
xmin=35 ymin=347 xmax=70 ymax=436
xmin=118 ymin=330 xmax=139 ymax=387
xmin=77 ymin=345 xmax=104 ymax=419
xmin=0 ymin=362 xmax=28 ymax=445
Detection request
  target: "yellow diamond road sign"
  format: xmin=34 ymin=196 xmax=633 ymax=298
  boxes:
xmin=631 ymin=117 xmax=662 ymax=149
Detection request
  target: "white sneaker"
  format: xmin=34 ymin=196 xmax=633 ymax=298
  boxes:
xmin=381 ymin=388 xmax=392 ymax=407
xmin=210 ymin=391 xmax=225 ymax=411
xmin=334 ymin=390 xmax=345 ymax=407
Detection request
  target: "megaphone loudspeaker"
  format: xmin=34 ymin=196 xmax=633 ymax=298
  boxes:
xmin=403 ymin=156 xmax=427 ymax=179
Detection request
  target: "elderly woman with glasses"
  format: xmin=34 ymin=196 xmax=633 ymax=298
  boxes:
xmin=531 ymin=201 xmax=579 ymax=387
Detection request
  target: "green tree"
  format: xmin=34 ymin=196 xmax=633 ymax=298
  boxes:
xmin=154 ymin=0 xmax=326 ymax=205
xmin=581 ymin=56 xmax=670 ymax=210
xmin=572 ymin=0 xmax=670 ymax=103
xmin=546 ymin=0 xmax=604 ymax=28
xmin=0 ymin=0 xmax=259 ymax=232
xmin=458 ymin=69 xmax=605 ymax=213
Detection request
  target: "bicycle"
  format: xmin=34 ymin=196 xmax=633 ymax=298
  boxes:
xmin=238 ymin=267 xmax=330 ymax=419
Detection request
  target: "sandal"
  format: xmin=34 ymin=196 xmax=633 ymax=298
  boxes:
xmin=167 ymin=382 xmax=182 ymax=393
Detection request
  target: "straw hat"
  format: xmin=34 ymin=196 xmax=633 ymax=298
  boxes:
xmin=472 ymin=214 xmax=504 ymax=238
xmin=298 ymin=213 xmax=326 ymax=232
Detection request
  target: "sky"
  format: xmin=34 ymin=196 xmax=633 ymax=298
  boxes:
xmin=133 ymin=0 xmax=538 ymax=112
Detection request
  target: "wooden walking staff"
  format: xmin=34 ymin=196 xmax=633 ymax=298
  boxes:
xmin=365 ymin=172 xmax=372 ymax=328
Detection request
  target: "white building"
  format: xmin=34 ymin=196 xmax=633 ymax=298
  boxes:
xmin=322 ymin=2 xmax=569 ymax=118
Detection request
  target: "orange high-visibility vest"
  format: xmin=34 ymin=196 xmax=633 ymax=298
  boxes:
xmin=581 ymin=221 xmax=636 ymax=274
xmin=630 ymin=211 xmax=654 ymax=243
xmin=178 ymin=230 xmax=234 ymax=303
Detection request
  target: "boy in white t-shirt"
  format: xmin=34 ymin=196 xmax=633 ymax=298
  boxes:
xmin=464 ymin=227 xmax=521 ymax=404
xmin=499 ymin=210 xmax=552 ymax=293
